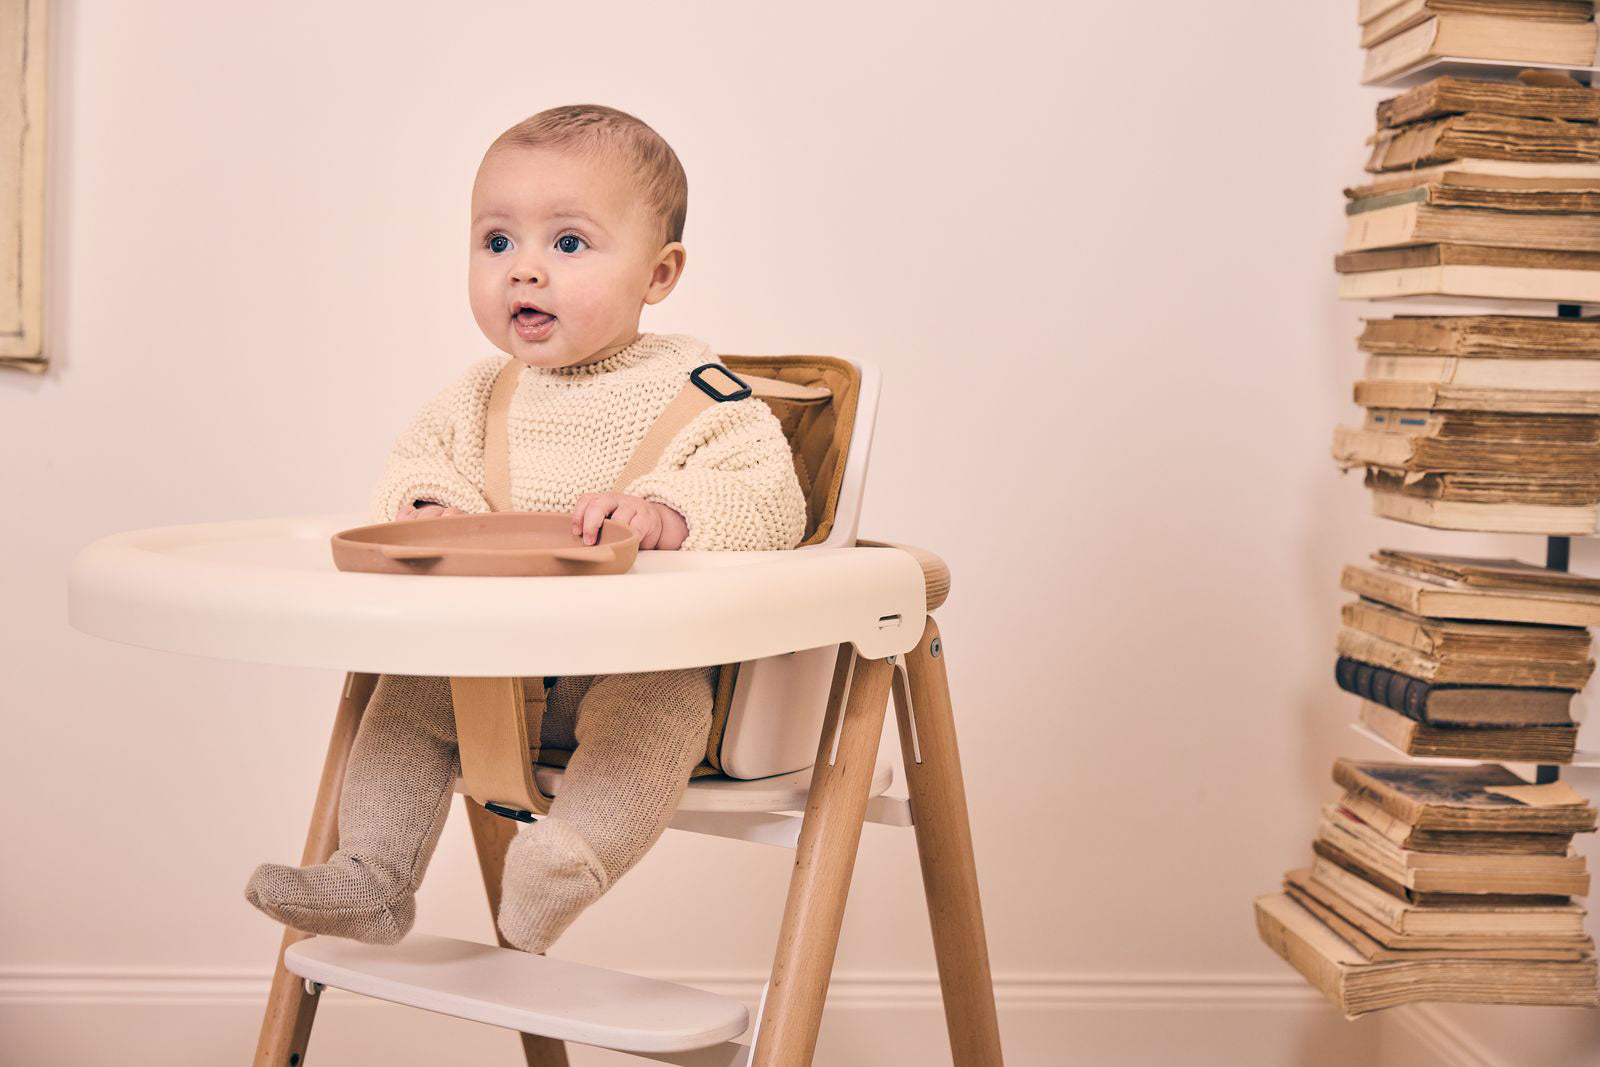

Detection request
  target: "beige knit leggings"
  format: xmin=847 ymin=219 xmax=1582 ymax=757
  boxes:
xmin=244 ymin=666 xmax=715 ymax=954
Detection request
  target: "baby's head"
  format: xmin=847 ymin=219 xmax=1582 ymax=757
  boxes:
xmin=469 ymin=104 xmax=688 ymax=369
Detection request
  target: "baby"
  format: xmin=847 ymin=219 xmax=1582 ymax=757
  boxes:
xmin=244 ymin=104 xmax=807 ymax=954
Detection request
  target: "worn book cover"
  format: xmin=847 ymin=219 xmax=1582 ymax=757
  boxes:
xmin=1376 ymin=72 xmax=1600 ymax=127
xmin=1331 ymin=758 xmax=1598 ymax=833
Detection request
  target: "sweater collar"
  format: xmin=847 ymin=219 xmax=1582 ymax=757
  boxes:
xmin=531 ymin=332 xmax=705 ymax=378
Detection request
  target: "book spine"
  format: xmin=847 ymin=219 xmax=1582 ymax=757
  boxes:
xmin=1335 ymin=656 xmax=1432 ymax=720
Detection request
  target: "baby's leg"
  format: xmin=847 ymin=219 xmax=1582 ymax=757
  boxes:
xmin=498 ymin=666 xmax=715 ymax=953
xmin=244 ymin=673 xmax=459 ymax=944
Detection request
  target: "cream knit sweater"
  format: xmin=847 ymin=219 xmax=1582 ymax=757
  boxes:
xmin=370 ymin=332 xmax=808 ymax=552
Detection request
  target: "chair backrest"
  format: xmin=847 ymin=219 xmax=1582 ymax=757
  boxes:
xmin=712 ymin=355 xmax=881 ymax=779
xmin=721 ymin=354 xmax=878 ymax=549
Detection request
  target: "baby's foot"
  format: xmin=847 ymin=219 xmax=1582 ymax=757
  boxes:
xmin=244 ymin=852 xmax=415 ymax=945
xmin=497 ymin=816 xmax=611 ymax=954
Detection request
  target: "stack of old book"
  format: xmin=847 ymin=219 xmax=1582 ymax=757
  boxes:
xmin=1338 ymin=548 xmax=1600 ymax=760
xmin=1258 ymin=758 xmax=1600 ymax=1015
xmin=1338 ymin=73 xmax=1600 ymax=306
xmin=1332 ymin=313 xmax=1600 ymax=533
xmin=1361 ymin=1 xmax=1599 ymax=86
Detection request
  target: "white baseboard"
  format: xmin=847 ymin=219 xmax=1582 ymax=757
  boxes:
xmin=0 ymin=967 xmax=1380 ymax=1067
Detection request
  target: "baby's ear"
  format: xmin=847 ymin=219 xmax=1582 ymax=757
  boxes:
xmin=644 ymin=242 xmax=687 ymax=305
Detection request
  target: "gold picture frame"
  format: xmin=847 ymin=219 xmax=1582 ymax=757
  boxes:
xmin=1 ymin=0 xmax=46 ymax=373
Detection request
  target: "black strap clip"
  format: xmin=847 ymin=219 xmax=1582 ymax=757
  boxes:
xmin=690 ymin=363 xmax=751 ymax=403
xmin=483 ymin=801 xmax=535 ymax=823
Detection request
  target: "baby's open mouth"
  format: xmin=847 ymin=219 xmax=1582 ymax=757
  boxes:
xmin=515 ymin=304 xmax=554 ymax=324
xmin=513 ymin=304 xmax=556 ymax=339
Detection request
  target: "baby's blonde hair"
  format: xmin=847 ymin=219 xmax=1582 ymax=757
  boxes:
xmin=488 ymin=104 xmax=688 ymax=246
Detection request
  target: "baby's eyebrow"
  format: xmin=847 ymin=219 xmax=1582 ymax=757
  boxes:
xmin=471 ymin=208 xmax=605 ymax=230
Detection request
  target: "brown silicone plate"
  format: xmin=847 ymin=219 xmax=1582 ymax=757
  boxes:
xmin=330 ymin=511 xmax=640 ymax=576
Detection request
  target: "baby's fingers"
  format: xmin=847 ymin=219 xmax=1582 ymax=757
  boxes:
xmin=577 ymin=495 xmax=616 ymax=545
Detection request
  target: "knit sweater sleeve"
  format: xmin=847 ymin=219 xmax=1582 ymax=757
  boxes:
xmin=367 ymin=357 xmax=501 ymax=524
xmin=622 ymin=397 xmax=808 ymax=552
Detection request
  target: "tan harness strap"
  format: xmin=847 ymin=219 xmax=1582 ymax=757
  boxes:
xmin=609 ymin=364 xmax=830 ymax=493
xmin=482 ymin=357 xmax=523 ymax=514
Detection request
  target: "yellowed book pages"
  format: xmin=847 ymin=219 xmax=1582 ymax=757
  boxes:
xmin=1341 ymin=563 xmax=1600 ymax=624
xmin=1310 ymin=856 xmax=1589 ymax=936
xmin=1337 ymin=264 xmax=1600 ymax=303
xmin=1364 ymin=15 xmax=1600 ymax=84
xmin=1365 ymin=354 xmax=1600 ymax=390
xmin=1260 ymin=890 xmax=1600 ymax=1016
xmin=1370 ymin=489 xmax=1600 ymax=534
xmin=1340 ymin=597 xmax=1593 ymax=662
xmin=1321 ymin=804 xmax=1589 ymax=892
xmin=1355 ymin=378 xmax=1600 ymax=413
xmin=1336 ymin=623 xmax=1592 ymax=686
xmin=1364 ymin=0 xmax=1596 ymax=48
xmin=1344 ymin=201 xmax=1600 ymax=255
xmin=1357 ymin=699 xmax=1580 ymax=762
xmin=1285 ymin=869 xmax=1592 ymax=957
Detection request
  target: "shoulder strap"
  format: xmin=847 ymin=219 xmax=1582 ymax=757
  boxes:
xmin=482 ymin=358 xmax=524 ymax=513
xmin=480 ymin=358 xmax=830 ymax=509
xmin=607 ymin=363 xmax=829 ymax=494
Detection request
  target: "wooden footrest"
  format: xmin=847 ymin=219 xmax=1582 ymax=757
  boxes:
xmin=284 ymin=933 xmax=749 ymax=1053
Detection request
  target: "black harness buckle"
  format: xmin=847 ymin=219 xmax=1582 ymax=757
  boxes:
xmin=690 ymin=363 xmax=751 ymax=402
xmin=483 ymin=801 xmax=536 ymax=823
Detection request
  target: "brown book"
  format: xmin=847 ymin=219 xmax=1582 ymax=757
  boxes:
xmin=1342 ymin=597 xmax=1592 ymax=659
xmin=1341 ymin=599 xmax=1593 ymax=688
xmin=1350 ymin=181 xmax=1600 ymax=213
xmin=1310 ymin=856 xmax=1584 ymax=931
xmin=1319 ymin=805 xmax=1588 ymax=893
xmin=1378 ymin=548 xmax=1600 ymax=593
xmin=1255 ymin=893 xmax=1600 ymax=1018
xmin=1357 ymin=315 xmax=1600 ymax=359
xmin=1368 ymin=466 xmax=1600 ymax=503
xmin=1285 ymin=868 xmax=1592 ymax=957
xmin=1363 ymin=469 xmax=1600 ymax=534
xmin=1357 ymin=408 xmax=1600 ymax=444
xmin=1349 ymin=170 xmax=1600 ymax=202
xmin=1344 ymin=201 xmax=1600 ymax=255
xmin=1367 ymin=112 xmax=1600 ymax=173
xmin=1365 ymin=15 xmax=1600 ymax=85
xmin=1365 ymin=3 xmax=1597 ymax=50
xmin=1352 ymin=367 xmax=1600 ymax=414
xmin=1376 ymin=73 xmax=1600 ymax=128
xmin=1359 ymin=698 xmax=1580 ymax=762
xmin=1335 ymin=245 xmax=1600 ymax=303
xmin=1341 ymin=554 xmax=1600 ymax=624
xmin=1337 ymin=243 xmax=1600 ymax=273
xmin=1332 ymin=758 xmax=1598 ymax=834
xmin=1338 ymin=790 xmax=1577 ymax=854
xmin=1333 ymin=415 xmax=1600 ymax=471
xmin=1336 ymin=646 xmax=1581 ymax=716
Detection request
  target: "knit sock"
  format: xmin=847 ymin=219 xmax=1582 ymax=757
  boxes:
xmin=245 ymin=674 xmax=460 ymax=944
xmin=496 ymin=666 xmax=714 ymax=953
xmin=497 ymin=815 xmax=611 ymax=953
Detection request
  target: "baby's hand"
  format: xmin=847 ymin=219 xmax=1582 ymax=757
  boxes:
xmin=571 ymin=492 xmax=688 ymax=550
xmin=395 ymin=501 xmax=468 ymax=522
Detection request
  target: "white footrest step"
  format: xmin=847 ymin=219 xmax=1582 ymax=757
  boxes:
xmin=284 ymin=933 xmax=749 ymax=1054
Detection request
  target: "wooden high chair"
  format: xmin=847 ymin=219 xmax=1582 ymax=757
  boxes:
xmin=66 ymin=355 xmax=1003 ymax=1066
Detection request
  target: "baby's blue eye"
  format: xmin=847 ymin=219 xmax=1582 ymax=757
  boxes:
xmin=486 ymin=233 xmax=510 ymax=254
xmin=556 ymin=234 xmax=587 ymax=254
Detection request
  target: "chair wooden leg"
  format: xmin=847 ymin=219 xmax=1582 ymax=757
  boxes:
xmin=754 ymin=647 xmax=894 ymax=1066
xmin=893 ymin=618 xmax=1004 ymax=1065
xmin=464 ymin=798 xmax=571 ymax=1067
xmin=253 ymin=672 xmax=378 ymax=1067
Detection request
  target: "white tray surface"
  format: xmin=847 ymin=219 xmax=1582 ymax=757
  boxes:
xmin=68 ymin=514 xmax=927 ymax=675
